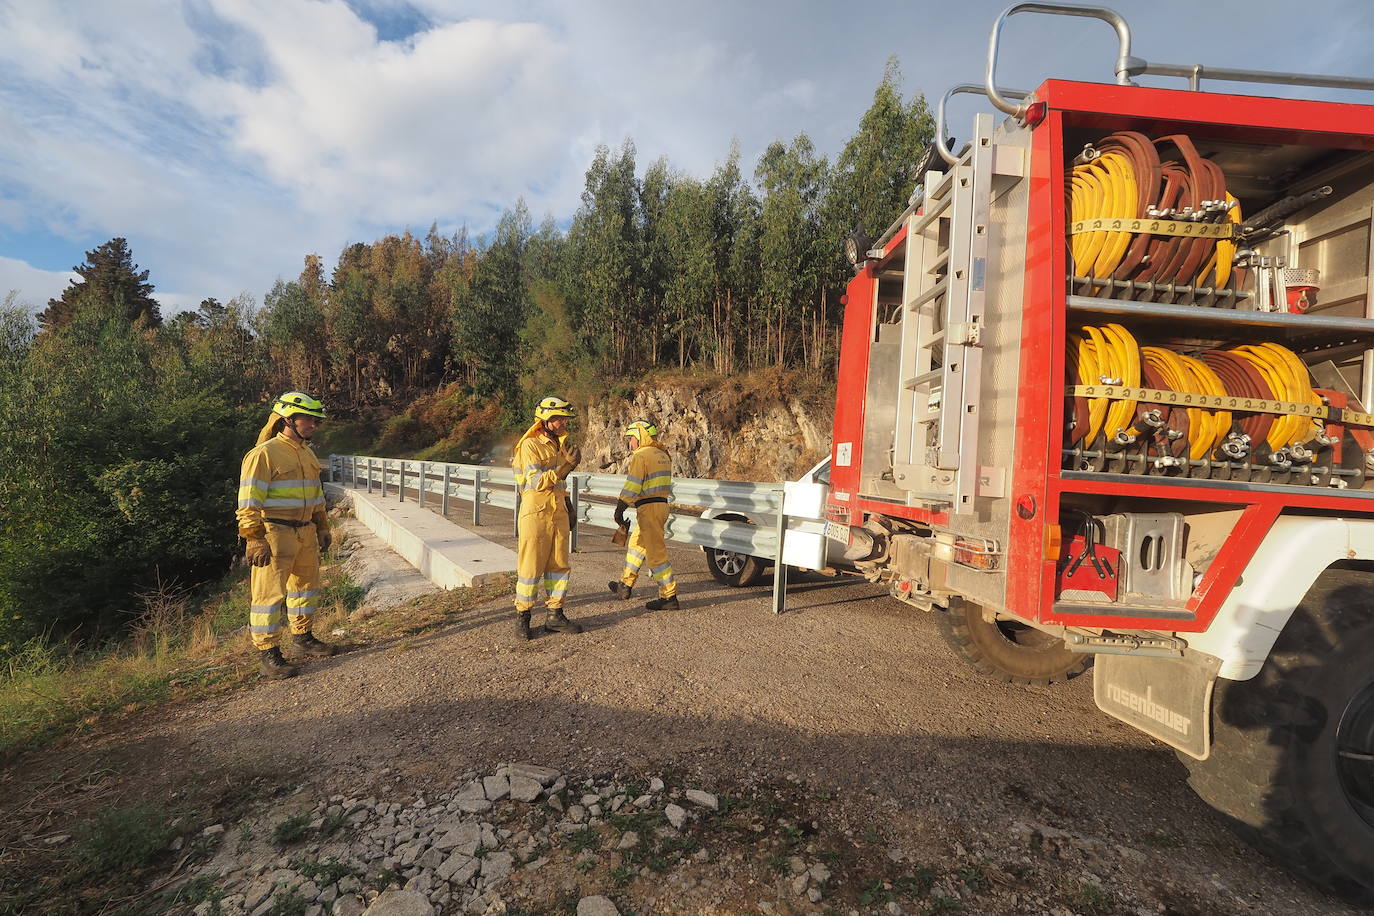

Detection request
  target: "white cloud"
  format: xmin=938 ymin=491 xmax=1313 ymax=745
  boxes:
xmin=0 ymin=256 xmax=77 ymax=314
xmin=0 ymin=0 xmax=1371 ymax=312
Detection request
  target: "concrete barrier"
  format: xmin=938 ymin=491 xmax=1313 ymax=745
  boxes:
xmin=326 ymin=483 xmax=515 ymax=589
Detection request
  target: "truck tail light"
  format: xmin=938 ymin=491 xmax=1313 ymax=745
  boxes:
xmin=1023 ymin=100 xmax=1048 ymax=127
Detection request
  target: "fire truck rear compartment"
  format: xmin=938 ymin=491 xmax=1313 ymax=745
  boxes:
xmin=1057 ymin=126 xmax=1374 ymax=613
xmin=845 ymin=105 xmax=1374 ymax=628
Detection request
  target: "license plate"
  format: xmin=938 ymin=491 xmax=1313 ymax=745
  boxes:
xmin=825 ymin=521 xmax=850 ymax=545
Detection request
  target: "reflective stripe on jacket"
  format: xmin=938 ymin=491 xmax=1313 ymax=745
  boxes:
xmin=619 ymin=444 xmax=672 ymax=505
xmin=237 ymin=434 xmax=325 ymax=539
xmin=513 ymin=428 xmax=569 ymax=516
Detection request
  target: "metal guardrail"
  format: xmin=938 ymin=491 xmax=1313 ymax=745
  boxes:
xmin=326 ymin=454 xmax=786 ymax=562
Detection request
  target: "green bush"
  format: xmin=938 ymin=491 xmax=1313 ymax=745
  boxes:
xmin=0 ymin=303 xmax=257 ymax=648
xmin=373 ymin=414 xmax=428 ymax=453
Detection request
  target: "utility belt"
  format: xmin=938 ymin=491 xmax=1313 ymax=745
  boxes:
xmin=264 ymin=517 xmax=312 ymax=528
xmin=635 ymin=497 xmax=668 ymax=507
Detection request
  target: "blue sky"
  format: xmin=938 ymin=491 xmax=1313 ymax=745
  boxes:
xmin=1 ymin=0 xmax=1371 ymax=315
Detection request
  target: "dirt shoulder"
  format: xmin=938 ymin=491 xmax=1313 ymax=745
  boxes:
xmin=0 ymin=502 xmax=1358 ymax=915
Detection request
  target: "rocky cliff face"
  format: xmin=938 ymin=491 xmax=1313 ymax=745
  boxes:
xmin=577 ymin=377 xmax=834 ymax=483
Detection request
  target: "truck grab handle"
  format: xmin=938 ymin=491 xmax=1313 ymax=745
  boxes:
xmin=937 ymin=83 xmax=1028 ymax=165
xmin=986 ymin=1 xmax=1374 ymax=115
xmin=986 ymin=3 xmax=1135 ymax=118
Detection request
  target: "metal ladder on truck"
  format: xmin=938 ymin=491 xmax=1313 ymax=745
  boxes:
xmin=891 ymin=112 xmax=1015 ymax=514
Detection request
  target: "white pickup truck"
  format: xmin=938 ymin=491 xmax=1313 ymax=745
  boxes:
xmin=698 ymin=456 xmax=854 ymax=586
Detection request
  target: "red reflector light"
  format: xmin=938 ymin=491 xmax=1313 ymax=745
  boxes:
xmin=1023 ymin=100 xmax=1047 ymax=127
xmin=953 ymin=538 xmax=1000 ymax=571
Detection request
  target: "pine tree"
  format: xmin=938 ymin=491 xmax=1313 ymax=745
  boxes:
xmin=38 ymin=237 xmax=162 ymax=330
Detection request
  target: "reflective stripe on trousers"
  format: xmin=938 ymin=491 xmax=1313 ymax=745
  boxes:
xmin=249 ymin=525 xmax=322 ymax=650
xmin=514 ymin=504 xmax=571 ymax=612
xmin=619 ymin=502 xmax=676 ymax=598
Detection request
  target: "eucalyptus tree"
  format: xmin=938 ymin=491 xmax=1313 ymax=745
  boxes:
xmin=568 ymin=140 xmax=642 ymax=374
xmin=756 ymin=133 xmax=828 ymax=368
xmin=450 ymin=203 xmax=532 ymax=399
xmin=825 ymin=58 xmax=935 ymax=244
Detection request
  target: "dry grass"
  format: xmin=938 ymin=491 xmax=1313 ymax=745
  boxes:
xmin=0 ymin=576 xmax=249 ymax=761
xmin=0 ymin=536 xmax=504 ymax=762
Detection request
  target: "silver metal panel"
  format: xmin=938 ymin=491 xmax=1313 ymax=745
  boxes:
xmin=1287 ymin=172 xmax=1374 ymax=403
xmin=1103 ymin=513 xmax=1189 ymax=601
xmin=934 ymin=159 xmax=975 ymax=472
xmin=942 ymin=114 xmax=1030 ymax=611
xmin=951 ymin=115 xmax=999 ymax=512
xmin=862 ymin=326 xmax=903 ymax=496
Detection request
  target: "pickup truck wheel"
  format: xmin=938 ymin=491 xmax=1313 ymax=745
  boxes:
xmin=703 ymin=545 xmax=767 ymax=587
xmin=1180 ymin=567 xmax=1374 ymax=903
xmin=936 ymin=600 xmax=1088 ymax=686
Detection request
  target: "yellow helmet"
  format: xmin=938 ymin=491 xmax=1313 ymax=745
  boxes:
xmin=623 ymin=420 xmax=658 ymax=446
xmin=272 ymin=391 xmax=327 ymax=420
xmin=534 ymin=395 xmax=576 ymax=422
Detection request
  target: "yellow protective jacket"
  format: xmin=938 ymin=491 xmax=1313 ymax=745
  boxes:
xmin=619 ymin=443 xmax=672 ymax=505
xmin=236 ymin=433 xmax=326 ymax=540
xmin=513 ymin=422 xmax=575 ymax=516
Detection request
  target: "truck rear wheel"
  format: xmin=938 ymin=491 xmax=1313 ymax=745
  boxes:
xmin=936 ymin=600 xmax=1088 ymax=686
xmin=1181 ymin=567 xmax=1374 ymax=903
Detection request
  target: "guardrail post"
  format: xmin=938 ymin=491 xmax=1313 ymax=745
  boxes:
xmin=771 ymin=493 xmax=788 ymax=615
xmin=570 ymin=476 xmax=580 ymax=552
xmin=399 ymin=461 xmax=407 ymax=502
xmin=382 ymin=460 xmax=389 ymax=497
xmin=473 ymin=469 xmax=484 ymax=525
xmin=513 ymin=491 xmax=520 ymax=538
xmin=418 ymin=462 xmax=427 ymax=508
xmin=441 ymin=465 xmax=451 ymax=515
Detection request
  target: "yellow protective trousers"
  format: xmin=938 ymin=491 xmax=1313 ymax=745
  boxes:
xmin=249 ymin=523 xmax=322 ymax=650
xmin=515 ymin=503 xmax=571 ymax=613
xmin=619 ymin=502 xmax=677 ymax=598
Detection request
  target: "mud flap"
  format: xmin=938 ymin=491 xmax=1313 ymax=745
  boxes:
xmin=1094 ymin=653 xmax=1219 ymax=760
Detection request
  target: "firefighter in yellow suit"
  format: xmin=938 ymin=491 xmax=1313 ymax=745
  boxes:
xmin=607 ymin=420 xmax=679 ymax=610
xmin=512 ymin=396 xmax=584 ymax=640
xmin=236 ymin=392 xmax=336 ymax=679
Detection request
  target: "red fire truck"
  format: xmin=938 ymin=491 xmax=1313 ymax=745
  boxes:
xmin=821 ymin=2 xmax=1374 ymax=901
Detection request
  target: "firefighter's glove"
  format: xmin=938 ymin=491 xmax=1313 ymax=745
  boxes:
xmin=556 ymin=445 xmax=582 ymax=478
xmin=613 ymin=499 xmax=629 ymax=528
xmin=244 ymin=538 xmax=272 ymax=567
xmin=317 ymin=526 xmax=333 ymax=553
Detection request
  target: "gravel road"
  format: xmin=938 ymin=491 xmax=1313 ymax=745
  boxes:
xmin=2 ymin=492 xmax=1359 ymax=914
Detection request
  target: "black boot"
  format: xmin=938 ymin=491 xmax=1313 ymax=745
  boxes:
xmin=291 ymin=630 xmax=337 ymax=658
xmin=259 ymin=646 xmax=298 ymax=679
xmin=607 ymin=580 xmax=632 ymax=600
xmin=645 ymin=595 xmax=680 ymax=611
xmin=543 ymin=608 xmax=583 ymax=634
xmin=515 ymin=610 xmax=532 ymax=641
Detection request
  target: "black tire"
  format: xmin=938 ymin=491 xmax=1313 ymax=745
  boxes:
xmin=703 ymin=544 xmax=767 ymax=587
xmin=936 ymin=600 xmax=1089 ymax=686
xmin=702 ymin=515 xmax=767 ymax=587
xmin=1180 ymin=567 xmax=1374 ymax=903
